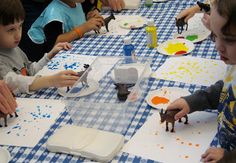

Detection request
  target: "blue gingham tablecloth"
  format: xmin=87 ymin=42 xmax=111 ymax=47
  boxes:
xmin=5 ymin=0 xmax=220 ymax=162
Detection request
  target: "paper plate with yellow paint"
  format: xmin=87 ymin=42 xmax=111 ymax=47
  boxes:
xmin=145 ymin=87 xmax=191 ymax=109
xmin=157 ymin=39 xmax=194 ymax=56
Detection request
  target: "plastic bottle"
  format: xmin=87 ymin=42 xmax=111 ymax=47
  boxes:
xmin=146 ymin=19 xmax=157 ymax=48
xmin=145 ymin=0 xmax=153 ymax=7
xmin=123 ymin=37 xmax=135 ymax=63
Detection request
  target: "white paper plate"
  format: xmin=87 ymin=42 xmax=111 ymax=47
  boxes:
xmin=145 ymin=87 xmax=191 ymax=109
xmin=119 ymin=16 xmax=146 ymax=29
xmin=157 ymin=39 xmax=194 ymax=56
xmin=58 ymin=79 xmax=99 ymax=97
xmin=173 ymin=13 xmax=211 ymax=43
xmin=0 ymin=148 xmax=11 ymax=163
xmin=173 ymin=28 xmax=210 ymax=43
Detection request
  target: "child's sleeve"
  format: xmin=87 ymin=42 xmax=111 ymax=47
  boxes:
xmin=182 ymin=80 xmax=224 ymax=112
xmin=28 ymin=53 xmax=50 ymax=75
xmin=4 ymin=72 xmax=37 ymax=94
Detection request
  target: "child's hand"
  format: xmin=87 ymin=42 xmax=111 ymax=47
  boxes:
xmin=201 ymin=13 xmax=211 ymax=30
xmin=166 ymin=98 xmax=190 ymax=120
xmin=87 ymin=9 xmax=103 ymax=20
xmin=176 ymin=5 xmax=201 ymax=22
xmin=84 ymin=17 xmax=105 ymax=32
xmin=47 ymin=42 xmax=72 ymax=59
xmin=49 ymin=70 xmax=79 ymax=88
xmin=0 ymin=80 xmax=17 ymax=114
xmin=201 ymin=147 xmax=224 ymax=163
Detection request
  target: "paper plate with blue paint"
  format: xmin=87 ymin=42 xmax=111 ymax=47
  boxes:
xmin=0 ymin=148 xmax=11 ymax=163
xmin=58 ymin=79 xmax=99 ymax=97
xmin=157 ymin=39 xmax=194 ymax=56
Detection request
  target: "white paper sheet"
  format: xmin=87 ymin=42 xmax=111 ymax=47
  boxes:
xmin=0 ymin=98 xmax=65 ymax=147
xmin=152 ymin=56 xmax=227 ymax=86
xmin=37 ymin=54 xmax=120 ymax=81
xmin=122 ymin=111 xmax=217 ymax=163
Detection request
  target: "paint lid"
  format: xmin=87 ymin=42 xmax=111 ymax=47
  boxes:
xmin=147 ymin=19 xmax=155 ymax=26
xmin=124 ymin=37 xmax=132 ymax=45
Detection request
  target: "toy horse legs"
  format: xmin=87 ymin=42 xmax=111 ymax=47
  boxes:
xmin=166 ymin=122 xmax=169 ymax=131
xmin=171 ymin=122 xmax=175 ymax=132
xmin=10 ymin=112 xmax=18 ymax=118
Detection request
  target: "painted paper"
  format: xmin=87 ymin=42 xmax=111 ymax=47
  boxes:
xmin=122 ymin=111 xmax=217 ymax=163
xmin=0 ymin=98 xmax=65 ymax=147
xmin=152 ymin=56 xmax=227 ymax=86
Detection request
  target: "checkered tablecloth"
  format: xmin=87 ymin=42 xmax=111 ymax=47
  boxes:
xmin=5 ymin=0 xmax=220 ymax=162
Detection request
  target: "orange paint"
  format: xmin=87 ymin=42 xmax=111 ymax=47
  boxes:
xmin=151 ymin=96 xmax=169 ymax=105
xmin=188 ymin=143 xmax=192 ymax=146
xmin=184 ymin=155 xmax=189 ymax=159
xmin=195 ymin=144 xmax=200 ymax=147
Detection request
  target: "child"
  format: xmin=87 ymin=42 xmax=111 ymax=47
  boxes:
xmin=0 ymin=0 xmax=79 ymax=94
xmin=26 ymin=0 xmax=104 ymax=61
xmin=167 ymin=0 xmax=236 ymax=162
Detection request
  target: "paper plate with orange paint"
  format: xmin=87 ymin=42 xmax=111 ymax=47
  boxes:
xmin=145 ymin=87 xmax=191 ymax=109
xmin=157 ymin=39 xmax=194 ymax=56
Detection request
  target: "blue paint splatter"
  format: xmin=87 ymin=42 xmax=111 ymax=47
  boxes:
xmin=64 ymin=62 xmax=80 ymax=70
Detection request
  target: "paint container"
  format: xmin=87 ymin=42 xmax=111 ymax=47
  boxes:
xmin=123 ymin=37 xmax=136 ymax=63
xmin=146 ymin=19 xmax=157 ymax=48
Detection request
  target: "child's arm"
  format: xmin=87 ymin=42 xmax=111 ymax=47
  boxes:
xmin=55 ymin=17 xmax=104 ymax=44
xmin=28 ymin=42 xmax=72 ymax=75
xmin=176 ymin=5 xmax=201 ymax=22
xmin=4 ymin=70 xmax=79 ymax=94
xmin=166 ymin=80 xmax=224 ymax=120
xmin=29 ymin=70 xmax=79 ymax=91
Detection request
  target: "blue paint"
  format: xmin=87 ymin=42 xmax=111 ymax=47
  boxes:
xmin=64 ymin=62 xmax=80 ymax=70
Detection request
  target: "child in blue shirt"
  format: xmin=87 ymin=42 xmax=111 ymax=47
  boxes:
xmin=167 ymin=0 xmax=236 ymax=162
xmin=26 ymin=0 xmax=104 ymax=61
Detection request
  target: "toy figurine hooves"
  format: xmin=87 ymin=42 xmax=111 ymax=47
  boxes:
xmin=176 ymin=17 xmax=188 ymax=34
xmin=104 ymin=12 xmax=116 ymax=32
xmin=159 ymin=108 xmax=188 ymax=132
xmin=0 ymin=111 xmax=18 ymax=127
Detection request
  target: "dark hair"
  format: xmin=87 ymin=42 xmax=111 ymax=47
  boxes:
xmin=213 ymin=0 xmax=236 ymax=35
xmin=0 ymin=0 xmax=25 ymax=25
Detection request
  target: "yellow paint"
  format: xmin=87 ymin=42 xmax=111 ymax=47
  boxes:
xmin=164 ymin=42 xmax=189 ymax=55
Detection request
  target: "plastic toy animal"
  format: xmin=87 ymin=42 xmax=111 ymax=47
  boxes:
xmin=77 ymin=64 xmax=91 ymax=87
xmin=0 ymin=111 xmax=18 ymax=127
xmin=104 ymin=12 xmax=116 ymax=32
xmin=176 ymin=17 xmax=188 ymax=34
xmin=114 ymin=83 xmax=134 ymax=101
xmin=197 ymin=1 xmax=210 ymax=13
xmin=159 ymin=109 xmax=188 ymax=132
